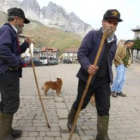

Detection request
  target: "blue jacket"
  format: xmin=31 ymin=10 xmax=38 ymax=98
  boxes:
xmin=76 ymin=28 xmax=117 ymax=84
xmin=0 ymin=23 xmax=29 ymax=77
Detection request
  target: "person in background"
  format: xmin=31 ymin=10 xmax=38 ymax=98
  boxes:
xmin=111 ymin=40 xmax=134 ymax=97
xmin=0 ymin=7 xmax=32 ymax=140
xmin=67 ymin=9 xmax=122 ymax=140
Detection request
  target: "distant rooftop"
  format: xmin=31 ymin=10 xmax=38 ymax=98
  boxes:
xmin=41 ymin=47 xmax=59 ymax=52
xmin=63 ymin=47 xmax=78 ymax=53
xmin=131 ymin=26 xmax=140 ymax=32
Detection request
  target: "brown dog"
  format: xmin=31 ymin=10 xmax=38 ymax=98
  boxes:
xmin=42 ymin=78 xmax=63 ymax=96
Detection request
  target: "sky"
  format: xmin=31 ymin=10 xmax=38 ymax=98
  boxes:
xmin=36 ymin=0 xmax=140 ymax=40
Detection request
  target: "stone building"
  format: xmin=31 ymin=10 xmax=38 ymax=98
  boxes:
xmin=131 ymin=26 xmax=140 ymax=39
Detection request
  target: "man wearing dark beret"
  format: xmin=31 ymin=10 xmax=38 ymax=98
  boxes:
xmin=0 ymin=7 xmax=32 ymax=140
xmin=67 ymin=9 xmax=122 ymax=140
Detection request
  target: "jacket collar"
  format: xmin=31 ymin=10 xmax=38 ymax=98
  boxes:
xmin=4 ymin=23 xmax=17 ymax=35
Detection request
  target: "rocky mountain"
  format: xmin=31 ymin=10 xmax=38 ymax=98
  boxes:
xmin=0 ymin=0 xmax=93 ymax=36
xmin=22 ymin=0 xmax=40 ymax=20
xmin=0 ymin=0 xmax=20 ymax=12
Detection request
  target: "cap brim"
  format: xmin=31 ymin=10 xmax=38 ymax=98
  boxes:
xmin=104 ymin=17 xmax=123 ymax=22
xmin=24 ymin=18 xmax=30 ymax=24
xmin=117 ymin=19 xmax=123 ymax=22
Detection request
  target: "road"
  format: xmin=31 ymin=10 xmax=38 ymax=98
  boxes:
xmin=4 ymin=62 xmax=140 ymax=140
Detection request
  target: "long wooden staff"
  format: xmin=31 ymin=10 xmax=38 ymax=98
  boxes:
xmin=29 ymin=46 xmax=50 ymax=128
xmin=68 ymin=30 xmax=108 ymax=140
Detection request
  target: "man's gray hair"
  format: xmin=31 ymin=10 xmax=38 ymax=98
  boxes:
xmin=7 ymin=16 xmax=16 ymax=22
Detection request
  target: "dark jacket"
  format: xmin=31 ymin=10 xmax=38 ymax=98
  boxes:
xmin=0 ymin=23 xmax=29 ymax=76
xmin=76 ymin=28 xmax=117 ymax=84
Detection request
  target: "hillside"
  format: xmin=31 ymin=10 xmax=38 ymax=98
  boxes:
xmin=0 ymin=11 xmax=82 ymax=53
xmin=0 ymin=12 xmax=7 ymax=25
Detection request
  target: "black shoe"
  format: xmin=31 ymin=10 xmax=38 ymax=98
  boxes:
xmin=111 ymin=91 xmax=117 ymax=97
xmin=117 ymin=92 xmax=126 ymax=97
xmin=11 ymin=128 xmax=22 ymax=138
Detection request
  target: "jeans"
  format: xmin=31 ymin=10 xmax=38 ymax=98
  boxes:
xmin=111 ymin=64 xmax=126 ymax=93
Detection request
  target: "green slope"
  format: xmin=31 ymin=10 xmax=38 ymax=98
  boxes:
xmin=0 ymin=12 xmax=82 ymax=53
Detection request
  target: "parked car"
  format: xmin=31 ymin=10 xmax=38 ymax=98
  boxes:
xmin=24 ymin=57 xmax=31 ymax=65
xmin=48 ymin=57 xmax=58 ymax=65
xmin=63 ymin=59 xmax=72 ymax=64
xmin=25 ymin=57 xmax=43 ymax=66
xmin=40 ymin=56 xmax=48 ymax=65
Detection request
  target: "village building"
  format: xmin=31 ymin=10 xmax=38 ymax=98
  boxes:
xmin=131 ymin=26 xmax=140 ymax=39
xmin=40 ymin=47 xmax=60 ymax=60
xmin=61 ymin=47 xmax=78 ymax=63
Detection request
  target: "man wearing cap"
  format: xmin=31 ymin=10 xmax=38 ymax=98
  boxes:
xmin=111 ymin=40 xmax=134 ymax=97
xmin=0 ymin=7 xmax=32 ymax=140
xmin=67 ymin=9 xmax=122 ymax=140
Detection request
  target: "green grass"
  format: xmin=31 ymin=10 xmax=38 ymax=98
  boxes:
xmin=24 ymin=22 xmax=82 ymax=52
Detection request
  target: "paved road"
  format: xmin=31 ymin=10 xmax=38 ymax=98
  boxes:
xmin=2 ymin=62 xmax=140 ymax=140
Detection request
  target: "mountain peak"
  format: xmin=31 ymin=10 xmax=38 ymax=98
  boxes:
xmin=48 ymin=1 xmax=56 ymax=6
xmin=0 ymin=0 xmax=93 ymax=36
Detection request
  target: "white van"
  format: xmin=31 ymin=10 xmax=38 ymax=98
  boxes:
xmin=40 ymin=57 xmax=48 ymax=65
xmin=48 ymin=57 xmax=58 ymax=65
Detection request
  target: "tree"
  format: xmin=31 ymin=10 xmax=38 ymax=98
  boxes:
xmin=133 ymin=38 xmax=140 ymax=50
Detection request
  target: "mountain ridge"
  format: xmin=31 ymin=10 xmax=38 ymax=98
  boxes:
xmin=0 ymin=0 xmax=93 ymax=36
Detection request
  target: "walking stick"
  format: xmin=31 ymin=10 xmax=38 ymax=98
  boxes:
xmin=68 ymin=30 xmax=108 ymax=140
xmin=29 ymin=46 xmax=50 ymax=128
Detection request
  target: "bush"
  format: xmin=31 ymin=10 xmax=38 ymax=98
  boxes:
xmin=133 ymin=39 xmax=140 ymax=50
